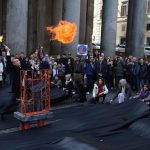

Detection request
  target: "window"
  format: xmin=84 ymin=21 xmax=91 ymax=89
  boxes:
xmin=147 ymin=24 xmax=150 ymax=31
xmin=147 ymin=0 xmax=150 ymax=13
xmin=122 ymin=24 xmax=126 ymax=32
xmin=121 ymin=2 xmax=128 ymax=17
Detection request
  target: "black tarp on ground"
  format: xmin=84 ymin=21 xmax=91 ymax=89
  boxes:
xmin=0 ymin=87 xmax=15 ymax=113
xmin=0 ymin=86 xmax=68 ymax=115
xmin=0 ymin=100 xmax=150 ymax=150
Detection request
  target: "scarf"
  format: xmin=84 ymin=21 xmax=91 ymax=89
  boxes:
xmin=98 ymin=83 xmax=103 ymax=95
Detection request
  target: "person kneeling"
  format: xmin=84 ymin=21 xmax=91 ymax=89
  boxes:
xmin=92 ymin=78 xmax=108 ymax=103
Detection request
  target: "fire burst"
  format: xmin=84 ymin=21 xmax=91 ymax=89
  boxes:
xmin=0 ymin=36 xmax=3 ymax=42
xmin=46 ymin=21 xmax=77 ymax=44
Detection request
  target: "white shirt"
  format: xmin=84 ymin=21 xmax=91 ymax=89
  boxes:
xmin=52 ymin=68 xmax=58 ymax=77
xmin=0 ymin=62 xmax=4 ymax=74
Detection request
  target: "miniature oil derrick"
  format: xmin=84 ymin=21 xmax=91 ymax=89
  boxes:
xmin=14 ymin=70 xmax=53 ymax=130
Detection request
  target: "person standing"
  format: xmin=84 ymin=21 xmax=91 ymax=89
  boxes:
xmin=74 ymin=56 xmax=84 ymax=76
xmin=12 ymin=58 xmax=22 ymax=99
xmin=84 ymin=59 xmax=96 ymax=93
xmin=114 ymin=57 xmax=125 ymax=89
xmin=131 ymin=57 xmax=140 ymax=92
xmin=95 ymin=56 xmax=107 ymax=79
xmin=0 ymin=56 xmax=4 ymax=88
xmin=38 ymin=46 xmax=45 ymax=60
xmin=139 ymin=59 xmax=148 ymax=89
xmin=107 ymin=59 xmax=115 ymax=90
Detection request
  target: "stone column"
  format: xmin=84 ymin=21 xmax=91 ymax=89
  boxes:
xmin=101 ymin=0 xmax=118 ymax=57
xmin=126 ymin=0 xmax=147 ymax=58
xmin=45 ymin=0 xmax=52 ymax=53
xmin=79 ymin=0 xmax=87 ymax=44
xmin=2 ymin=0 xmax=7 ymax=37
xmin=85 ymin=0 xmax=94 ymax=54
xmin=51 ymin=0 xmax=63 ymax=55
xmin=6 ymin=0 xmax=28 ymax=54
xmin=125 ymin=0 xmax=134 ymax=57
xmin=62 ymin=0 xmax=81 ymax=56
xmin=37 ymin=0 xmax=46 ymax=49
xmin=36 ymin=0 xmax=52 ymax=54
xmin=27 ymin=0 xmax=38 ymax=54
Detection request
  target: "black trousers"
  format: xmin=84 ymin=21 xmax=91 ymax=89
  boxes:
xmin=93 ymin=94 xmax=106 ymax=103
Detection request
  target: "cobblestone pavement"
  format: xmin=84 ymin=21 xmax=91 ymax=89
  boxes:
xmin=52 ymin=90 xmax=118 ymax=108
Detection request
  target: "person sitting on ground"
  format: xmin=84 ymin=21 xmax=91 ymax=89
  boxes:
xmin=110 ymin=79 xmax=132 ymax=104
xmin=63 ymin=74 xmax=74 ymax=96
xmin=72 ymin=75 xmax=87 ymax=103
xmin=132 ymin=83 xmax=150 ymax=103
xmin=51 ymin=75 xmax=62 ymax=89
xmin=92 ymin=78 xmax=108 ymax=103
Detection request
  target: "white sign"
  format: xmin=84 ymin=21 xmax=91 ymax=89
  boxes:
xmin=77 ymin=44 xmax=88 ymax=56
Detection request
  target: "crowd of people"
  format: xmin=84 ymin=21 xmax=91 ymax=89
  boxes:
xmin=0 ymin=41 xmax=150 ymax=105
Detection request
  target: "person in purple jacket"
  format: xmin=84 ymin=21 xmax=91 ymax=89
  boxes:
xmin=133 ymin=83 xmax=150 ymax=103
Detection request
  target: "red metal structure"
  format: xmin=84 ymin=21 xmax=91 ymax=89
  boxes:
xmin=14 ymin=69 xmax=52 ymax=130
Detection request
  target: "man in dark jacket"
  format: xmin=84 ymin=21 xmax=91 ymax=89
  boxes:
xmin=38 ymin=46 xmax=45 ymax=60
xmin=39 ymin=57 xmax=50 ymax=70
xmin=74 ymin=56 xmax=84 ymax=74
xmin=84 ymin=59 xmax=96 ymax=92
xmin=95 ymin=56 xmax=107 ymax=79
xmin=139 ymin=58 xmax=148 ymax=89
xmin=12 ymin=58 xmax=22 ymax=99
xmin=131 ymin=57 xmax=140 ymax=91
xmin=114 ymin=57 xmax=125 ymax=89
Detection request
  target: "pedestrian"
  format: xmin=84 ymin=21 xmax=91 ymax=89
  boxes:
xmin=139 ymin=58 xmax=148 ymax=89
xmin=0 ymin=56 xmax=4 ymax=88
xmin=84 ymin=59 xmax=95 ymax=93
xmin=12 ymin=58 xmax=22 ymax=99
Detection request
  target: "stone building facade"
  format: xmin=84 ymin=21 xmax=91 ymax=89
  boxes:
xmin=93 ymin=0 xmax=148 ymax=57
xmin=93 ymin=0 xmax=150 ymax=46
xmin=117 ymin=0 xmax=150 ymax=46
xmin=0 ymin=0 xmax=94 ymax=56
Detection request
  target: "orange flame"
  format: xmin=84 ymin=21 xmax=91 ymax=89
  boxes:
xmin=0 ymin=36 xmax=3 ymax=42
xmin=46 ymin=21 xmax=77 ymax=44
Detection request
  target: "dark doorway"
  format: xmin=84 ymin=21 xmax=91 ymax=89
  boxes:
xmin=120 ymin=37 xmax=126 ymax=44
